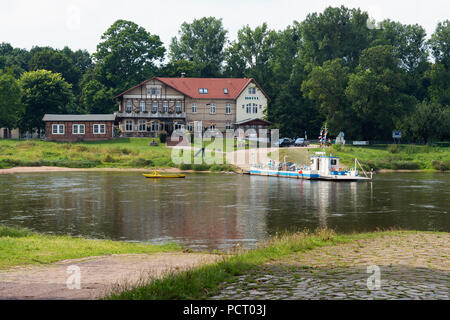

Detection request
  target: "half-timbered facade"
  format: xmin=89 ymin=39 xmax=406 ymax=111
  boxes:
xmin=114 ymin=77 xmax=270 ymax=137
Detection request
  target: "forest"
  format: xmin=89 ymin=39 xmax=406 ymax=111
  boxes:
xmin=0 ymin=6 xmax=449 ymax=142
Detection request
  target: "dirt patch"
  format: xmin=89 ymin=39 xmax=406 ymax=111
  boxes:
xmin=0 ymin=252 xmax=219 ymax=300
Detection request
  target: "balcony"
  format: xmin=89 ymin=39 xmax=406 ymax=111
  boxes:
xmin=115 ymin=111 xmax=186 ymax=119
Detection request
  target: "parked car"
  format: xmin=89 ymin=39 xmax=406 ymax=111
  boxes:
xmin=294 ymin=138 xmax=310 ymax=147
xmin=276 ymin=138 xmax=292 ymax=147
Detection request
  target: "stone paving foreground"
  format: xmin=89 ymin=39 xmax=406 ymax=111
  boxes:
xmin=211 ymin=233 xmax=449 ymax=300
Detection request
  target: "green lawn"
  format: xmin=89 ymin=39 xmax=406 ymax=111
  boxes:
xmin=268 ymin=144 xmax=450 ymax=171
xmin=0 ymin=225 xmax=180 ymax=269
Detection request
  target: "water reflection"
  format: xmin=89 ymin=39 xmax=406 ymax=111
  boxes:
xmin=0 ymin=172 xmax=448 ymax=250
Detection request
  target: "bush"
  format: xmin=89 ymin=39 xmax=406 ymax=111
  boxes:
xmin=210 ymin=164 xmax=235 ymax=172
xmin=103 ymin=154 xmax=117 ymax=163
xmin=387 ymin=144 xmax=400 ymax=153
xmin=432 ymin=160 xmax=450 ymax=171
xmin=192 ymin=164 xmax=211 ymax=171
xmin=405 ymin=145 xmax=418 ymax=154
xmin=179 ymin=164 xmax=192 ymax=170
xmin=390 ymin=161 xmax=420 ymax=170
xmin=130 ymin=158 xmax=154 ymax=167
xmin=159 ymin=131 xmax=168 ymax=143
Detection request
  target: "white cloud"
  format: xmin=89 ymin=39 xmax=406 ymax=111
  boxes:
xmin=0 ymin=0 xmax=448 ymax=53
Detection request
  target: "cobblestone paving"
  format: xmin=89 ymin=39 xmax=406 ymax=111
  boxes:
xmin=210 ymin=233 xmax=449 ymax=300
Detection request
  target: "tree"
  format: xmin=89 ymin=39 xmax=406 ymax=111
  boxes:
xmin=301 ymin=58 xmax=354 ymax=136
xmin=345 ymin=45 xmax=414 ymax=140
xmin=28 ymin=48 xmax=81 ymax=88
xmin=429 ymin=20 xmax=450 ymax=68
xmin=0 ymin=70 xmax=23 ymax=130
xmin=299 ymin=6 xmax=373 ymax=69
xmin=224 ymin=23 xmax=276 ymax=84
xmin=19 ymin=70 xmax=74 ymax=132
xmin=81 ymin=80 xmax=115 ymax=114
xmin=402 ymin=101 xmax=449 ymax=143
xmin=170 ymin=17 xmax=227 ymax=77
xmin=94 ymin=20 xmax=165 ymax=93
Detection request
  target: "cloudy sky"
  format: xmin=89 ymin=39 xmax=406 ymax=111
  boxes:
xmin=1 ymin=0 xmax=449 ymax=53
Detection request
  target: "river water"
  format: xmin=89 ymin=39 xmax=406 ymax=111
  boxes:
xmin=0 ymin=172 xmax=448 ymax=250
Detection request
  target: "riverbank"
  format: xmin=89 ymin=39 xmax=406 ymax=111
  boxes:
xmin=0 ymin=138 xmax=235 ymax=172
xmin=0 ymin=225 xmax=181 ymax=269
xmin=107 ymin=230 xmax=449 ymax=300
xmin=270 ymin=144 xmax=450 ymax=172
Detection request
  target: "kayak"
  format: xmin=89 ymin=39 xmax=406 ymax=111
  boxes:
xmin=143 ymin=173 xmax=186 ymax=179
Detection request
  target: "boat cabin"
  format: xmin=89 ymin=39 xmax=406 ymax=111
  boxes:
xmin=311 ymin=153 xmax=342 ymax=176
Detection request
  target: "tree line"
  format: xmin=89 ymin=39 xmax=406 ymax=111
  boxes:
xmin=0 ymin=6 xmax=449 ymax=142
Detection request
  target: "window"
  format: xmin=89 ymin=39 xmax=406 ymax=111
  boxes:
xmin=209 ymin=124 xmax=216 ymax=130
xmin=126 ymin=100 xmax=132 ymax=113
xmin=248 ymin=87 xmax=256 ymax=94
xmin=210 ymin=103 xmax=216 ymax=114
xmin=93 ymin=124 xmax=106 ymax=134
xmin=199 ymin=88 xmax=208 ymax=94
xmin=176 ymin=101 xmax=182 ymax=113
xmin=226 ymin=103 xmax=231 ymax=115
xmin=152 ymin=101 xmax=158 ymax=113
xmin=253 ymin=103 xmax=258 ymax=113
xmin=224 ymin=88 xmax=228 ymax=94
xmin=246 ymin=104 xmax=251 ymax=114
xmin=151 ymin=122 xmax=159 ymax=132
xmin=192 ymin=103 xmax=197 ymax=113
xmin=147 ymin=85 xmax=161 ymax=98
xmin=52 ymin=124 xmax=64 ymax=135
xmin=138 ymin=120 xmax=146 ymax=132
xmin=140 ymin=101 xmax=145 ymax=112
xmin=125 ymin=120 xmax=133 ymax=132
xmin=174 ymin=123 xmax=183 ymax=130
xmin=226 ymin=122 xmax=232 ymax=130
xmin=72 ymin=124 xmax=85 ymax=134
xmin=163 ymin=101 xmax=168 ymax=113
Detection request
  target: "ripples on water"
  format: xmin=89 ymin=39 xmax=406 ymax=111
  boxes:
xmin=0 ymin=172 xmax=448 ymax=250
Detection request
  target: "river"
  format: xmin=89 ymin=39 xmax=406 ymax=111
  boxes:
xmin=0 ymin=172 xmax=448 ymax=250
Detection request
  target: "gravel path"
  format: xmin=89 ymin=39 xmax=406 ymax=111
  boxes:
xmin=211 ymin=233 xmax=449 ymax=300
xmin=0 ymin=252 xmax=218 ymax=300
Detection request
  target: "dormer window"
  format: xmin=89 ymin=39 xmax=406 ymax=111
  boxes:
xmin=224 ymin=88 xmax=228 ymax=94
xmin=199 ymin=88 xmax=208 ymax=94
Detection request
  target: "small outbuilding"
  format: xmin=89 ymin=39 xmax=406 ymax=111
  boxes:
xmin=43 ymin=114 xmax=116 ymax=142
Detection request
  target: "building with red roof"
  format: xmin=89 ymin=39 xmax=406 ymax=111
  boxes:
xmin=114 ymin=77 xmax=271 ymax=136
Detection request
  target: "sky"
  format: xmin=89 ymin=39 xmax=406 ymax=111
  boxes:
xmin=1 ymin=0 xmax=449 ymax=53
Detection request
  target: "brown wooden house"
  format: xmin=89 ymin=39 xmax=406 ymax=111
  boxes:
xmin=43 ymin=114 xmax=116 ymax=142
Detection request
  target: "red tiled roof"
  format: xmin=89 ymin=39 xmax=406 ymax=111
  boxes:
xmin=155 ymin=77 xmax=252 ymax=99
xmin=114 ymin=77 xmax=270 ymax=100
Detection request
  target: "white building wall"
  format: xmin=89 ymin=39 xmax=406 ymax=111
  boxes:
xmin=235 ymin=81 xmax=268 ymax=124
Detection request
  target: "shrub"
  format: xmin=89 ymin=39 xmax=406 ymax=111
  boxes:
xmin=192 ymin=164 xmax=210 ymax=171
xmin=432 ymin=160 xmax=450 ymax=171
xmin=387 ymin=144 xmax=400 ymax=154
xmin=130 ymin=158 xmax=154 ymax=167
xmin=390 ymin=161 xmax=420 ymax=170
xmin=179 ymin=164 xmax=192 ymax=170
xmin=103 ymin=154 xmax=116 ymax=163
xmin=159 ymin=131 xmax=168 ymax=143
xmin=332 ymin=144 xmax=342 ymax=152
xmin=405 ymin=145 xmax=418 ymax=154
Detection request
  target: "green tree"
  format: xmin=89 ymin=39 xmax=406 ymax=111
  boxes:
xmin=94 ymin=20 xmax=165 ymax=93
xmin=0 ymin=70 xmax=23 ymax=130
xmin=301 ymin=58 xmax=354 ymax=136
xmin=81 ymin=80 xmax=115 ymax=114
xmin=429 ymin=20 xmax=450 ymax=68
xmin=299 ymin=6 xmax=372 ymax=68
xmin=224 ymin=23 xmax=276 ymax=84
xmin=345 ymin=45 xmax=414 ymax=139
xmin=19 ymin=70 xmax=74 ymax=132
xmin=170 ymin=17 xmax=227 ymax=77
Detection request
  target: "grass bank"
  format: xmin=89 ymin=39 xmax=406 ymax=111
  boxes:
xmin=0 ymin=138 xmax=235 ymax=172
xmin=268 ymin=144 xmax=450 ymax=171
xmin=0 ymin=225 xmax=180 ymax=269
xmin=106 ymin=229 xmax=435 ymax=300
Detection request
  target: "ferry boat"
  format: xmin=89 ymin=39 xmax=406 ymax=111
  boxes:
xmin=250 ymin=152 xmax=373 ymax=181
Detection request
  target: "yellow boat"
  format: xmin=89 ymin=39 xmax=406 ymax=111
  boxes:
xmin=143 ymin=170 xmax=186 ymax=179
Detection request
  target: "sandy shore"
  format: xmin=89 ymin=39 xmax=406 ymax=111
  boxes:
xmin=0 ymin=166 xmax=196 ymax=174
